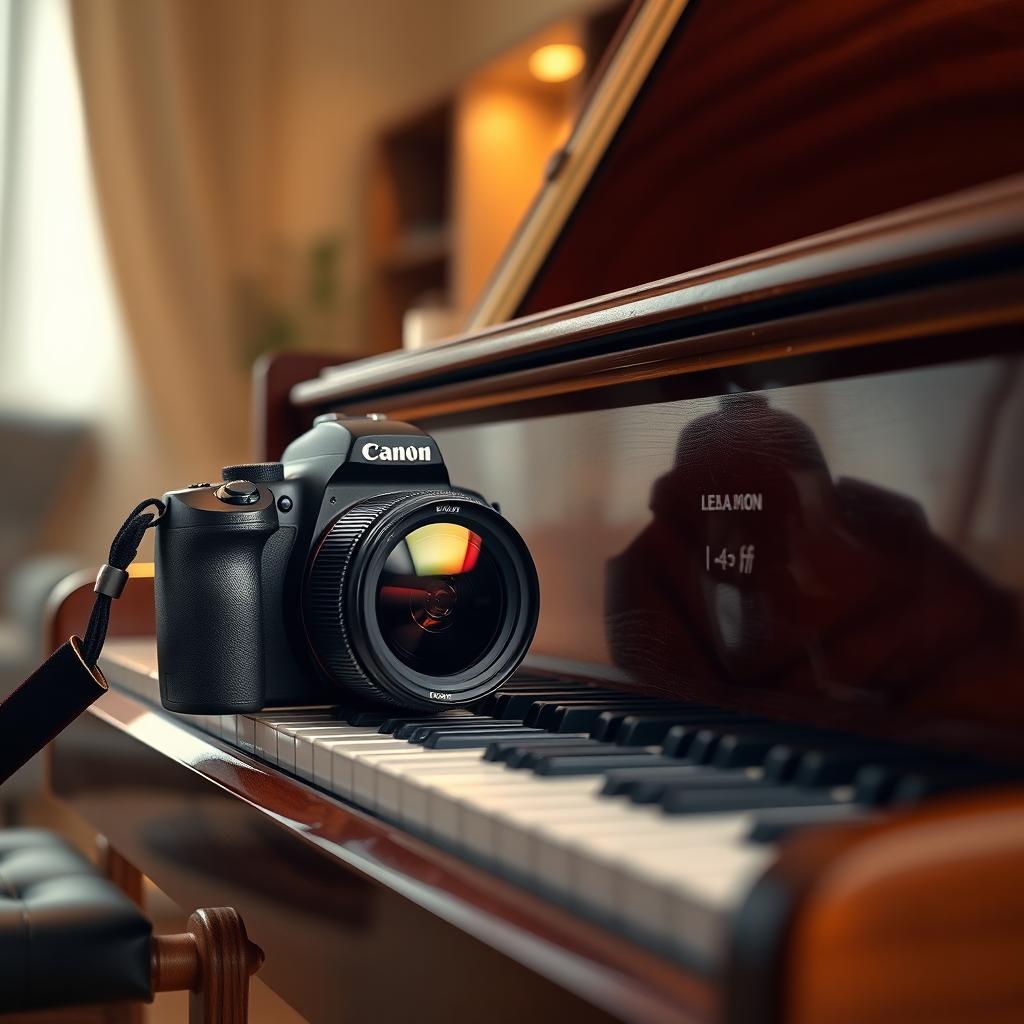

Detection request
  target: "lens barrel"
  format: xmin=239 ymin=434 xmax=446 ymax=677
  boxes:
xmin=305 ymin=491 xmax=538 ymax=709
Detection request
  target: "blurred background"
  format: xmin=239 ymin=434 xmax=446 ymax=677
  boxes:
xmin=0 ymin=3 xmax=625 ymax=1016
xmin=0 ymin=0 xmax=625 ymax=753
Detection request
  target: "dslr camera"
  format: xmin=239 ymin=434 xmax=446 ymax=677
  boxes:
xmin=155 ymin=415 xmax=539 ymax=713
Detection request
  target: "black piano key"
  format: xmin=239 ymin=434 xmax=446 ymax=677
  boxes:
xmin=525 ymin=696 xmax=652 ymax=728
xmin=711 ymin=730 xmax=830 ymax=769
xmin=661 ymin=725 xmax=710 ymax=760
xmin=607 ymin=712 xmax=749 ymax=746
xmin=345 ymin=710 xmax=390 ymax=727
xmin=378 ymin=710 xmax=476 ymax=734
xmin=889 ymin=766 xmax=1023 ymax=805
xmin=493 ymin=688 xmax=618 ymax=720
xmin=851 ymin=760 xmax=985 ymax=805
xmin=553 ymin=702 xmax=687 ymax=734
xmin=746 ymin=804 xmax=872 ymax=843
xmin=533 ymin=752 xmax=675 ymax=777
xmin=406 ymin=720 xmax=529 ymax=743
xmin=425 ymin=728 xmax=545 ymax=749
xmin=626 ymin=772 xmax=774 ymax=805
xmin=401 ymin=718 xmax=510 ymax=741
xmin=483 ymin=736 xmax=595 ymax=763
xmin=689 ymin=725 xmax=830 ymax=767
xmin=661 ymin=784 xmax=846 ymax=815
xmin=601 ymin=764 xmax=742 ymax=799
xmin=511 ymin=742 xmax=630 ymax=769
xmin=762 ymin=743 xmax=811 ymax=783
xmin=854 ymin=764 xmax=907 ymax=805
xmin=672 ymin=727 xmax=730 ymax=764
xmin=788 ymin=745 xmax=935 ymax=786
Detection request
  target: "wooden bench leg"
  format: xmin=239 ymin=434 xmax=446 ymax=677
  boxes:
xmin=97 ymin=835 xmax=145 ymax=908
xmin=152 ymin=907 xmax=264 ymax=1024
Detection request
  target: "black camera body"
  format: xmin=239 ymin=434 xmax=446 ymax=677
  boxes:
xmin=155 ymin=415 xmax=538 ymax=714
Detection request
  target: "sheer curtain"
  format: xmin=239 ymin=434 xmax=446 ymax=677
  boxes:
xmin=70 ymin=0 xmax=272 ymax=465
xmin=0 ymin=0 xmax=253 ymax=560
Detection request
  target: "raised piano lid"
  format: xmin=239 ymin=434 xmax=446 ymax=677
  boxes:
xmin=468 ymin=0 xmax=1024 ymax=328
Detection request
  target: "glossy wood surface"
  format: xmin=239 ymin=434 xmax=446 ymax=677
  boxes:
xmin=50 ymin=687 xmax=713 ymax=1024
xmin=176 ymin=908 xmax=264 ymax=1024
xmin=516 ymin=0 xmax=1024 ymax=317
xmin=724 ymin=789 xmax=1024 ymax=1024
xmin=252 ymin=351 xmax=339 ymax=462
xmin=45 ymin=569 xmax=156 ymax=653
xmin=290 ymin=175 xmax=1024 ymax=411
xmin=428 ymin=340 xmax=1024 ymax=762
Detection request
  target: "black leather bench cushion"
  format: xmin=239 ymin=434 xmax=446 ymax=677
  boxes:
xmin=0 ymin=828 xmax=152 ymax=1011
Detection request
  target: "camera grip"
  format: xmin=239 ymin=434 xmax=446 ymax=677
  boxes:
xmin=156 ymin=520 xmax=275 ymax=713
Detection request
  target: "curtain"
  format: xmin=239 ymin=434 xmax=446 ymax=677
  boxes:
xmin=69 ymin=0 xmax=280 ymax=465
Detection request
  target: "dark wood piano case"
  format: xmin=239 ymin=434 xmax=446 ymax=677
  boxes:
xmin=51 ymin=2 xmax=1024 ymax=1022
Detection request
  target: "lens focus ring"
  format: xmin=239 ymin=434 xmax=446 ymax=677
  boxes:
xmin=307 ymin=493 xmax=423 ymax=703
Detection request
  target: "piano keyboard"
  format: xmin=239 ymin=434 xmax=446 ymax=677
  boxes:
xmin=99 ymin=639 xmax=1018 ymax=973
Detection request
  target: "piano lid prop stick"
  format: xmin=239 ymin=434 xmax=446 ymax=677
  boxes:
xmin=0 ymin=497 xmax=165 ymax=785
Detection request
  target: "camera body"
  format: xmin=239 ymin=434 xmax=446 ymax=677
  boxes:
xmin=155 ymin=415 xmax=538 ymax=714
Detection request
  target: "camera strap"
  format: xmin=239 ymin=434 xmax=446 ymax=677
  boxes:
xmin=0 ymin=498 xmax=166 ymax=784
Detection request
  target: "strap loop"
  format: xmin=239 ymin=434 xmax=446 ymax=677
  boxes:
xmin=94 ymin=564 xmax=129 ymax=599
xmin=81 ymin=498 xmax=166 ymax=667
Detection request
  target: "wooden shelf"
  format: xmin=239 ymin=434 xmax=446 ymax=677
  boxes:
xmin=364 ymin=3 xmax=629 ymax=352
xmin=376 ymin=225 xmax=451 ymax=273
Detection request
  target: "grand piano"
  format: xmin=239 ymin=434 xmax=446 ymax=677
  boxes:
xmin=48 ymin=1 xmax=1024 ymax=1021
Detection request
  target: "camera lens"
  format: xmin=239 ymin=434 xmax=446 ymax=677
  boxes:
xmin=305 ymin=492 xmax=538 ymax=709
xmin=375 ymin=521 xmax=505 ymax=676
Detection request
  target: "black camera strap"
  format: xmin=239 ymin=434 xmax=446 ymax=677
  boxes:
xmin=0 ymin=498 xmax=166 ymax=785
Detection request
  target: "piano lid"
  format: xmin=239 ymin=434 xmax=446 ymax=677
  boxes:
xmin=468 ymin=0 xmax=1024 ymax=330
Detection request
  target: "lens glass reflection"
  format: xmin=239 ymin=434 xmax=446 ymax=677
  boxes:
xmin=375 ymin=521 xmax=506 ymax=675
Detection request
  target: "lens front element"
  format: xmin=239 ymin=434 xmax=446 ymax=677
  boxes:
xmin=376 ymin=522 xmax=506 ymax=675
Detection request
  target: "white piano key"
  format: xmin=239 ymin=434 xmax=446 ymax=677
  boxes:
xmin=332 ymin=739 xmax=423 ymax=798
xmin=452 ymin=778 xmax=602 ymax=860
xmin=564 ymin=814 xmax=752 ymax=924
xmin=345 ymin=749 xmax=484 ymax=814
xmin=220 ymin=715 xmax=238 ymax=745
xmin=237 ymin=717 xmax=257 ymax=753
xmin=302 ymin=728 xmax=381 ymax=784
xmin=255 ymin=712 xmax=336 ymax=764
xmin=507 ymin=801 xmax=668 ymax=891
xmin=287 ymin=725 xmax=365 ymax=779
xmin=200 ymin=714 xmax=222 ymax=738
xmin=628 ymin=844 xmax=772 ymax=961
xmin=276 ymin=722 xmax=351 ymax=774
xmin=446 ymin=778 xmax=602 ymax=860
xmin=419 ymin=769 xmax=568 ymax=844
xmin=429 ymin=775 xmax=587 ymax=846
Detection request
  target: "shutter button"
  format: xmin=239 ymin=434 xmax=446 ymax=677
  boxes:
xmin=216 ymin=479 xmax=260 ymax=505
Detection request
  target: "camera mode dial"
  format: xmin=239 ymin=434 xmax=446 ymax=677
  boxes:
xmin=215 ymin=479 xmax=260 ymax=505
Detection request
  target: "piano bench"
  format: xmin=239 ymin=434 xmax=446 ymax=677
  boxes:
xmin=0 ymin=828 xmax=263 ymax=1022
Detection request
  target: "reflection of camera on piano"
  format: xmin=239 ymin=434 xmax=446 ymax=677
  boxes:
xmin=606 ymin=393 xmax=1024 ymax=754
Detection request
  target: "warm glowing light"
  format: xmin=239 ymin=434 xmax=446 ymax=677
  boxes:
xmin=401 ymin=524 xmax=483 ymax=576
xmin=528 ymin=43 xmax=585 ymax=84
